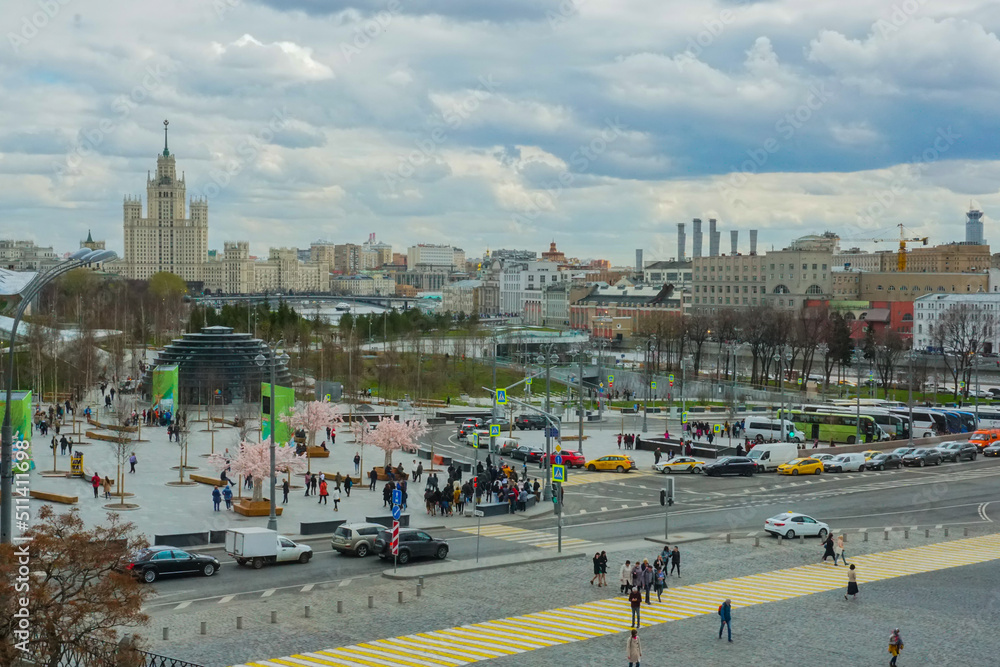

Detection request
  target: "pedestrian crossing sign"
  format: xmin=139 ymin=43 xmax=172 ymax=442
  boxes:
xmin=551 ymin=464 xmax=566 ymax=483
xmin=526 ymin=378 xmax=532 ymax=386
xmin=490 ymin=424 xmax=500 ymax=437
xmin=608 ymin=375 xmax=614 ymax=383
xmin=496 ymin=389 xmax=507 ymax=405
xmin=681 ymin=411 xmax=688 ymax=424
xmin=713 ymin=423 xmax=722 ymax=433
xmin=472 ymin=433 xmax=480 ymax=448
xmin=669 ymin=374 xmax=674 ymax=386
xmin=651 ymin=380 xmax=656 ymax=389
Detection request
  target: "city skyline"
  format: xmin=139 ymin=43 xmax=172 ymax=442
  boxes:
xmin=2 ymin=0 xmax=998 ymax=262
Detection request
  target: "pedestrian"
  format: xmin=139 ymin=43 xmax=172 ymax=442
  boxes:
xmin=641 ymin=560 xmax=653 ymax=604
xmin=212 ymin=486 xmax=222 ymax=511
xmin=415 ymin=461 xmax=424 ymax=483
xmin=128 ymin=452 xmax=137 ymax=473
xmin=383 ymin=482 xmax=392 ymax=507
xmin=888 ymin=629 xmax=903 ymax=666
xmin=619 ymin=560 xmax=632 ymax=594
xmin=718 ymin=598 xmax=732 ymax=642
xmin=91 ymin=472 xmax=101 ymax=498
xmin=654 ymin=562 xmax=666 ymax=602
xmin=590 ymin=552 xmax=602 ymax=586
xmin=304 ymin=472 xmax=312 ymax=497
xmin=311 ymin=473 xmax=318 ymax=495
xmin=344 ymin=475 xmax=353 ymax=497
xmin=102 ymin=476 xmax=113 ymax=500
xmin=628 ymin=587 xmax=642 ymax=627
xmin=836 ymin=534 xmax=848 ymax=565
xmin=626 ymin=628 xmax=642 ymax=667
xmin=845 ymin=564 xmax=859 ymax=601
xmin=332 ymin=486 xmax=341 ymax=512
xmin=58 ymin=436 xmax=66 ymax=455
xmin=354 ymin=452 xmax=361 ymax=474
xmin=223 ymin=484 xmax=233 ymax=510
xmin=282 ymin=479 xmax=289 ymax=504
xmin=318 ymin=479 xmax=328 ymax=504
xmin=617 ymin=433 xmax=623 ymax=449
xmin=598 ymin=550 xmax=608 ymax=587
xmin=822 ymin=533 xmax=837 ymax=564
xmin=654 ymin=448 xmax=661 ymax=464
xmin=670 ymin=546 xmax=681 ymax=577
xmin=369 ymin=467 xmax=378 ymax=491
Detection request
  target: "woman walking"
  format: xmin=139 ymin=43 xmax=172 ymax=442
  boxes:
xmin=619 ymin=560 xmax=632 ymax=594
xmin=318 ymin=479 xmax=329 ymax=505
xmin=836 ymin=534 xmax=848 ymax=565
xmin=653 ymin=561 xmax=666 ymax=602
xmin=591 ymin=553 xmax=602 ymax=586
xmin=598 ymin=551 xmax=608 ymax=587
xmin=626 ymin=628 xmax=642 ymax=667
xmin=888 ymin=629 xmax=903 ymax=666
xmin=822 ymin=533 xmax=837 ymax=564
xmin=845 ymin=564 xmax=859 ymax=600
xmin=212 ymin=486 xmax=222 ymax=511
xmin=332 ymin=487 xmax=341 ymax=511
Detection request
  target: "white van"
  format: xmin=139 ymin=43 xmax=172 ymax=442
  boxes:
xmin=747 ymin=442 xmax=799 ymax=471
xmin=745 ymin=418 xmax=803 ymax=444
xmin=822 ymin=452 xmax=866 ymax=473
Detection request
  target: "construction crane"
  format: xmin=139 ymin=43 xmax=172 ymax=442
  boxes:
xmin=841 ymin=223 xmax=928 ymax=271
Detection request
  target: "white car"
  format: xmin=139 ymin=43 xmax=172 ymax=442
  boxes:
xmin=653 ymin=457 xmax=705 ymax=474
xmin=764 ymin=512 xmax=830 ymax=540
xmin=813 ymin=453 xmax=836 ymax=463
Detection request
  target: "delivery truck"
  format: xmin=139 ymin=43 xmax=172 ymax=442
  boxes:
xmin=225 ymin=527 xmax=313 ymax=569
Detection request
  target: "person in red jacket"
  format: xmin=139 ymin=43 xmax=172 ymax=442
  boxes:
xmin=91 ymin=473 xmax=101 ymax=499
xmin=318 ymin=479 xmax=329 ymax=505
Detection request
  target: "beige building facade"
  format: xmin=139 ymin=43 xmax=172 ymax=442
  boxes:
xmin=833 ymin=269 xmax=988 ymax=302
xmin=833 ymin=243 xmax=991 ymax=273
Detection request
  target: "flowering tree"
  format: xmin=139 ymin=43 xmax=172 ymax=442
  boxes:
xmin=208 ymin=440 xmax=305 ymax=502
xmin=281 ymin=400 xmax=341 ymax=446
xmin=368 ymin=417 xmax=427 ymax=468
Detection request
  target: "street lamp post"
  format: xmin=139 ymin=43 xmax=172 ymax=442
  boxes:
xmin=2 ymin=249 xmax=117 ymax=545
xmin=255 ymin=339 xmax=284 ymax=533
xmin=816 ymin=343 xmax=829 ymax=403
xmin=596 ymin=340 xmax=608 ymax=421
xmin=536 ymin=346 xmax=559 ymax=501
xmin=907 ymin=349 xmax=916 ymax=448
xmin=642 ymin=336 xmax=657 ymax=433
xmin=853 ymin=350 xmax=863 ymax=445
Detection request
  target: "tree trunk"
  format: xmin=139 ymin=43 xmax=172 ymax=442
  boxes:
xmin=253 ymin=477 xmax=264 ymax=502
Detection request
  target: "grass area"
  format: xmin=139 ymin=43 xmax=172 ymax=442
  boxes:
xmin=355 ymin=354 xmax=527 ymax=402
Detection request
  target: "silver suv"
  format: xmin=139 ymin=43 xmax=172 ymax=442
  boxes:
xmin=330 ymin=522 xmax=384 ymax=557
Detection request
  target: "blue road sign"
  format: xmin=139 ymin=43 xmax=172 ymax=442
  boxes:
xmin=551 ymin=465 xmax=566 ymax=483
xmin=490 ymin=424 xmax=500 ymax=437
xmin=545 ymin=427 xmax=560 ymax=438
xmin=392 ymin=489 xmax=402 ymax=505
xmin=553 ymin=455 xmax=563 ymax=465
xmin=391 ymin=505 xmax=401 ymax=521
xmin=496 ymin=389 xmax=507 ymax=405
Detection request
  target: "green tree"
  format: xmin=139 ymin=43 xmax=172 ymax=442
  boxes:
xmin=147 ymin=271 xmax=187 ymax=299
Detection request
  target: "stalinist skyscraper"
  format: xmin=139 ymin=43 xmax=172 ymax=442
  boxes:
xmin=122 ymin=120 xmax=208 ymax=281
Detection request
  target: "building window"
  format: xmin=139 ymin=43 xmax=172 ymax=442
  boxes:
xmin=805 ymin=285 xmax=823 ymax=295
xmin=773 ymin=284 xmax=790 ymax=294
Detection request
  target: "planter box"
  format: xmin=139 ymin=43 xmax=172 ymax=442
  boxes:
xmin=233 ymin=499 xmax=283 ymax=517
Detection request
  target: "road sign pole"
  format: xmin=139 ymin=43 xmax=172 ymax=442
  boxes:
xmin=473 ymin=436 xmax=480 ymax=563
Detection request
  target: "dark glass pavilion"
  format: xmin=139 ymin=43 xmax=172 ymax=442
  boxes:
xmin=141 ymin=326 xmax=292 ymax=405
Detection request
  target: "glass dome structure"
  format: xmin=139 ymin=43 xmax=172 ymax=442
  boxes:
xmin=141 ymin=325 xmax=292 ymax=404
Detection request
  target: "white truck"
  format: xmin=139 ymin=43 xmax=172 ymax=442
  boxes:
xmin=747 ymin=442 xmax=800 ymax=472
xmin=225 ymin=527 xmax=313 ymax=569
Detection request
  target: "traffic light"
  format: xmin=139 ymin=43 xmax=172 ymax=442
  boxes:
xmin=660 ymin=478 xmax=675 ymax=506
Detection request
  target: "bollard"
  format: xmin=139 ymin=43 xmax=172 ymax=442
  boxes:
xmin=754 ymin=537 xmax=760 ymax=548
xmin=200 ymin=622 xmax=206 ymax=636
xmin=863 ymin=531 xmax=869 ymax=543
xmin=799 ymin=534 xmax=805 ymax=544
xmin=162 ymin=628 xmax=169 ymax=641
xmin=726 ymin=533 xmax=731 ymax=544
xmin=944 ymin=527 xmax=949 ymax=537
xmin=418 ymin=576 xmax=424 ymax=588
xmin=270 ymin=611 xmax=277 ymax=624
xmin=777 ymin=535 xmax=783 ymax=546
xmin=904 ymin=529 xmax=909 ymax=540
xmin=236 ymin=617 xmax=243 ymax=630
xmin=368 ymin=595 xmax=374 ymax=609
xmin=925 ymin=529 xmax=930 ymax=538
xmin=305 ymin=605 xmax=311 ymax=618
xmin=884 ymin=530 xmax=889 ymax=541
xmin=337 ymin=601 xmax=343 ymax=614
xmin=398 ymin=591 xmax=404 ymax=604
xmin=417 ymin=584 xmax=422 ymax=597
xmin=965 ymin=527 xmax=969 ymax=537
xmin=842 ymin=534 xmax=847 ymax=543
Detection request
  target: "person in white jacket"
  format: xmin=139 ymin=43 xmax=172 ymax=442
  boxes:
xmin=619 ymin=560 xmax=632 ymax=594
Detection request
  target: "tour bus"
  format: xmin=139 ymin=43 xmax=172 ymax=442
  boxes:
xmin=890 ymin=407 xmax=947 ymax=437
xmin=829 ymin=399 xmax=905 ymax=409
xmin=785 ymin=409 xmax=882 ymax=444
xmin=946 ymin=409 xmax=979 ymax=433
xmin=972 ymin=407 xmax=1000 ymax=429
xmin=930 ymin=409 xmax=962 ymax=434
xmin=801 ymin=404 xmax=909 ymax=441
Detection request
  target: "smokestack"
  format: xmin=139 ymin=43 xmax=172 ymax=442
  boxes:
xmin=730 ymin=230 xmax=738 ymax=256
xmin=677 ymin=223 xmax=686 ymax=261
xmin=709 ymin=219 xmax=719 ymax=257
xmin=750 ymin=229 xmax=758 ymax=255
xmin=635 ymin=249 xmax=643 ymax=273
xmin=692 ymin=218 xmax=703 ymax=258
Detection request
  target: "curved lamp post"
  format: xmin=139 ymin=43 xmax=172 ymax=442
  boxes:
xmin=1 ymin=249 xmax=117 ymax=544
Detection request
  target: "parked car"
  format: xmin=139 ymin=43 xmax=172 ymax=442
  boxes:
xmin=653 ymin=456 xmax=705 ymax=474
xmin=125 ymin=546 xmax=221 ymax=583
xmin=511 ymin=446 xmax=544 ymax=462
xmin=777 ymin=458 xmax=823 ymax=476
xmin=330 ymin=522 xmax=385 ymax=557
xmin=866 ymin=453 xmax=902 ymax=470
xmin=703 ymin=456 xmax=755 ymax=477
xmin=823 ymin=453 xmax=867 ymax=473
xmin=585 ymin=455 xmax=636 ymax=472
xmin=764 ymin=512 xmax=830 ymax=539
xmin=497 ymin=438 xmax=522 ymax=456
xmin=374 ymin=528 xmax=449 ymax=564
xmin=860 ymin=450 xmax=882 ymax=461
xmin=902 ymin=448 xmax=942 ymax=467
xmin=935 ymin=441 xmax=978 ymax=462
xmin=225 ymin=528 xmax=312 ymax=568
xmin=515 ymin=414 xmax=547 ymax=430
xmin=813 ymin=453 xmax=836 ymax=463
xmin=969 ymin=429 xmax=1000 ymax=450
xmin=540 ymin=450 xmax=586 ymax=468
xmin=891 ymin=446 xmax=917 ymax=458
xmin=487 ymin=417 xmax=510 ymax=427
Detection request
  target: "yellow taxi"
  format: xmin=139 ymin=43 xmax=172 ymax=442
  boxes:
xmin=586 ymin=454 xmax=636 ymax=473
xmin=653 ymin=456 xmax=706 ymax=474
xmin=776 ymin=457 xmax=823 ymax=476
xmin=861 ymin=450 xmax=881 ymax=461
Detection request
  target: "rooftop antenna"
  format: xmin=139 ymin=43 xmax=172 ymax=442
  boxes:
xmin=162 ymin=119 xmax=170 ymax=157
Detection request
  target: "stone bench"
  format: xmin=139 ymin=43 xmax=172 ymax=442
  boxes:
xmin=300 ymin=519 xmax=346 ymax=536
xmin=154 ymin=532 xmax=210 ymax=547
xmin=366 ymin=514 xmax=410 ymax=528
xmin=190 ymin=473 xmax=226 ymax=487
xmin=30 ymin=490 xmax=78 ymax=504
xmin=473 ymin=497 xmax=537 ymax=517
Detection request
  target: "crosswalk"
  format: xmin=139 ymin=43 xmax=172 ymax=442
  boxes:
xmin=451 ymin=523 xmax=598 ymax=551
xmin=561 ymin=470 xmax=655 ymax=487
xmin=234 ymin=533 xmax=1000 ymax=667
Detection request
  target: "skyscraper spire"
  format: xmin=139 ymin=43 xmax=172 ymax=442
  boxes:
xmin=163 ymin=119 xmax=170 ymax=157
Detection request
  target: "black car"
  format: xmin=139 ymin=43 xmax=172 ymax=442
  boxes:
xmin=125 ymin=546 xmax=221 ymax=583
xmin=515 ymin=414 xmax=546 ymax=430
xmin=511 ymin=446 xmax=544 ymax=462
xmin=374 ymin=528 xmax=449 ymax=564
xmin=984 ymin=442 xmax=1000 ymax=457
xmin=902 ymin=448 xmax=942 ymax=467
xmin=704 ymin=456 xmax=755 ymax=477
xmin=936 ymin=441 xmax=978 ymax=462
xmin=867 ymin=453 xmax=902 ymax=470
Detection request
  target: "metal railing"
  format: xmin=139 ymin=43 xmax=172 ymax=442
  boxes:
xmin=13 ymin=637 xmax=204 ymax=667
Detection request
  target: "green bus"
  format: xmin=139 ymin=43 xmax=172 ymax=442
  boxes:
xmin=782 ymin=409 xmax=880 ymax=444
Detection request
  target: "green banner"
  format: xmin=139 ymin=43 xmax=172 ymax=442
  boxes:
xmin=6 ymin=391 xmax=33 ymax=473
xmin=151 ymin=365 xmax=179 ymax=412
xmin=261 ymin=382 xmax=295 ymax=443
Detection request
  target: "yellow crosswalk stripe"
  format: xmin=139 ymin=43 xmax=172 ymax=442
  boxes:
xmin=233 ymin=534 xmax=1000 ymax=667
xmin=561 ymin=471 xmax=654 ymax=487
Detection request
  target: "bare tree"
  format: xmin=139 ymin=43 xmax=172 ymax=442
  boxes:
xmin=932 ymin=303 xmax=996 ymax=396
xmin=106 ymin=396 xmax=138 ymax=506
xmin=871 ymin=329 xmax=905 ymax=398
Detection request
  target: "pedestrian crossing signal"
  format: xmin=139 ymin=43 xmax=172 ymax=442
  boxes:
xmin=490 ymin=424 xmax=500 ymax=437
xmin=496 ymin=389 xmax=507 ymax=405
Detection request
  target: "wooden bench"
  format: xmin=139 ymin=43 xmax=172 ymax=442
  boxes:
xmin=561 ymin=435 xmax=590 ymax=441
xmin=374 ymin=466 xmax=409 ymax=482
xmin=86 ymin=430 xmax=128 ymax=443
xmin=306 ymin=446 xmax=330 ymax=458
xmin=30 ymin=490 xmax=78 ymax=504
xmin=190 ymin=474 xmax=226 ymax=487
xmin=86 ymin=419 xmax=138 ymax=433
xmin=211 ymin=417 xmax=238 ymax=427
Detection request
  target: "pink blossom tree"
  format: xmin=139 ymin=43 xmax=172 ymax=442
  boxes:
xmin=208 ymin=441 xmax=306 ymax=502
xmin=368 ymin=417 xmax=427 ymax=468
xmin=281 ymin=400 xmax=341 ymax=447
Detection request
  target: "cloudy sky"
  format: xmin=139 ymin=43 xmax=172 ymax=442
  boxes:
xmin=1 ymin=0 xmax=998 ymax=264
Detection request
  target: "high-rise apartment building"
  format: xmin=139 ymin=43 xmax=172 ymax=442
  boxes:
xmin=122 ymin=121 xmax=208 ymax=281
